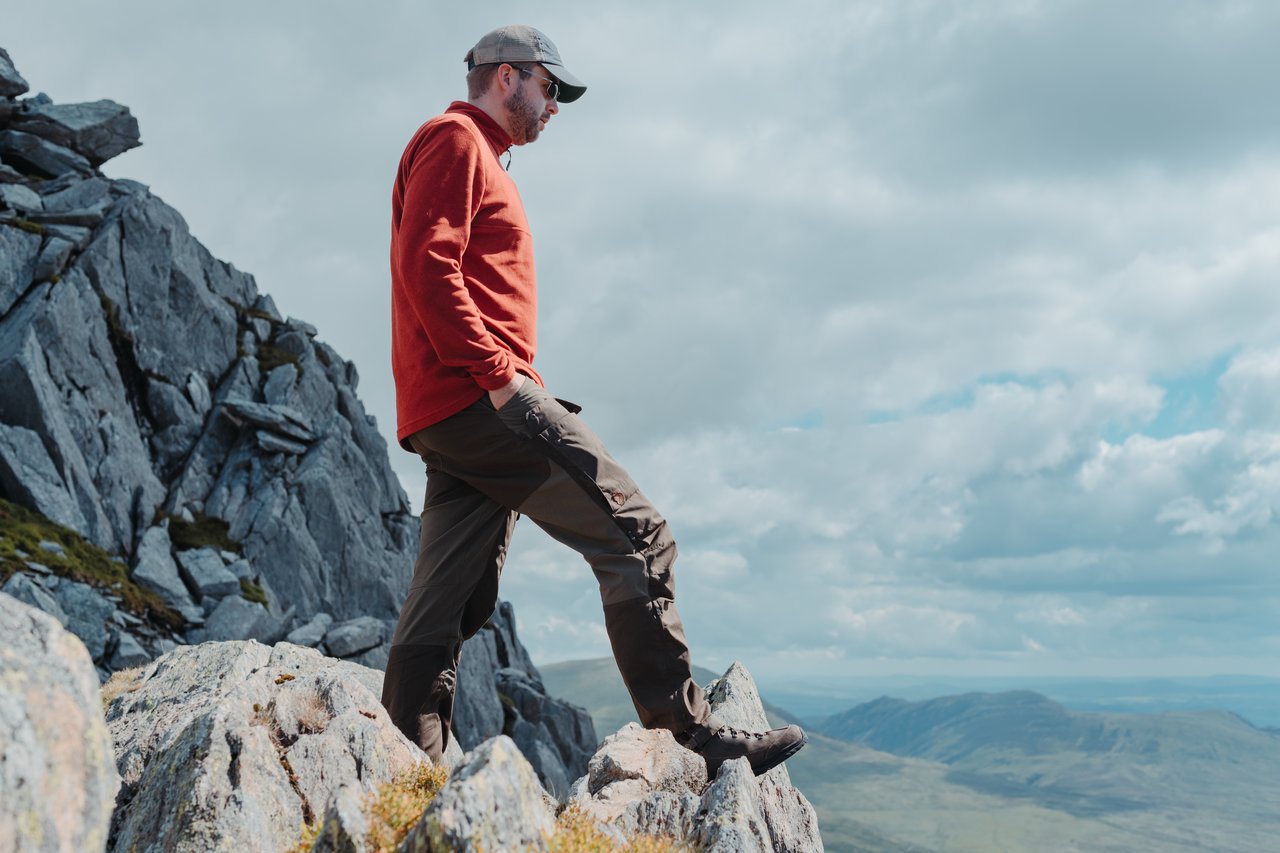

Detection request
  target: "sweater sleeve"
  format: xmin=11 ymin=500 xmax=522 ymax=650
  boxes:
xmin=393 ymin=120 xmax=517 ymax=391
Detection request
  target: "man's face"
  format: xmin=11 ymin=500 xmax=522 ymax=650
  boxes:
xmin=502 ymin=64 xmax=559 ymax=145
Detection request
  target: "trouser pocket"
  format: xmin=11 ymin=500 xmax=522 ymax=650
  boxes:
xmin=495 ymin=383 xmax=659 ymax=548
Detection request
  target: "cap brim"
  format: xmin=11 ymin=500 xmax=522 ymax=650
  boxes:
xmin=543 ymin=64 xmax=587 ymax=103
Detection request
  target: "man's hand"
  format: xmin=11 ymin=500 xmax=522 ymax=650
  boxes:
xmin=488 ymin=374 xmax=526 ymax=411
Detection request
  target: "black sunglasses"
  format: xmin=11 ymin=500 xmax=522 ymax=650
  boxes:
xmin=513 ymin=67 xmax=559 ymax=102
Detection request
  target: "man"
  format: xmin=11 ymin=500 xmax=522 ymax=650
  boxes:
xmin=382 ymin=24 xmax=806 ymax=778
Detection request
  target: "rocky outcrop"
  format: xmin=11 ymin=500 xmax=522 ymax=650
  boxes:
xmin=0 ymin=46 xmax=415 ymax=675
xmin=570 ymin=663 xmax=824 ymax=852
xmin=104 ymin=640 xmax=429 ymax=853
xmin=97 ymin=641 xmax=818 ymax=852
xmin=0 ymin=592 xmax=119 ymax=853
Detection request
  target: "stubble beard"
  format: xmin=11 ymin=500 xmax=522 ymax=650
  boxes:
xmin=503 ymin=83 xmax=543 ymax=145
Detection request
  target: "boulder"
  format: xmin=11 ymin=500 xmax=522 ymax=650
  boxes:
xmin=106 ymin=641 xmax=426 ymax=853
xmin=0 ymin=47 xmax=29 ymax=97
xmin=569 ymin=663 xmax=825 ymax=853
xmin=286 ymin=611 xmax=333 ymax=648
xmin=0 ymin=225 xmax=41 ymax=315
xmin=0 ymin=592 xmax=118 ymax=852
xmin=323 ymin=615 xmax=386 ymax=658
xmin=399 ymin=735 xmax=557 ymax=853
xmin=1 ymin=569 xmax=67 ymax=625
xmin=0 ymin=129 xmax=92 ymax=177
xmin=9 ymin=99 xmax=141 ymax=165
xmin=175 ymin=547 xmax=240 ymax=601
xmin=130 ymin=525 xmax=199 ymax=615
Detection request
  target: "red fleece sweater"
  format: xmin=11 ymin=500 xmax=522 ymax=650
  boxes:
xmin=390 ymin=101 xmax=544 ymax=446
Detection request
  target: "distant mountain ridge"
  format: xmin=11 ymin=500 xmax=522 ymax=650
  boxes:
xmin=546 ymin=659 xmax=1280 ymax=853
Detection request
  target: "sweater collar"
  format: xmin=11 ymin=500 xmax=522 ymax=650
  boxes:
xmin=446 ymin=101 xmax=513 ymax=159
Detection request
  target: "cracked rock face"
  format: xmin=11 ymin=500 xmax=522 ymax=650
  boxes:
xmin=0 ymin=44 xmax=416 ymax=673
xmin=105 ymin=640 xmax=424 ymax=853
xmin=0 ymin=592 xmax=119 ymax=853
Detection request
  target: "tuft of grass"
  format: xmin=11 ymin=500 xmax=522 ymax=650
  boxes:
xmin=548 ymin=803 xmax=697 ymax=853
xmin=365 ymin=763 xmax=450 ymax=851
xmin=240 ymin=576 xmax=268 ymax=608
xmin=100 ymin=665 xmax=146 ymax=711
xmin=287 ymin=762 xmax=449 ymax=853
xmin=14 ymin=218 xmax=46 ymax=236
xmin=0 ymin=498 xmax=184 ymax=630
xmin=164 ymin=512 xmax=241 ymax=554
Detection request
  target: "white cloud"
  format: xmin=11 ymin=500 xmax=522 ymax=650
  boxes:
xmin=8 ymin=0 xmax=1280 ymax=681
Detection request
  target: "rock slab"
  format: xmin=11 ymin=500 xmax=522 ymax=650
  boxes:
xmin=0 ymin=592 xmax=119 ymax=853
xmin=569 ymin=662 xmax=825 ymax=853
xmin=105 ymin=640 xmax=427 ymax=853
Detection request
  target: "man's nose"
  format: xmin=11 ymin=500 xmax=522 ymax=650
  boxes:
xmin=547 ymin=98 xmax=559 ymax=116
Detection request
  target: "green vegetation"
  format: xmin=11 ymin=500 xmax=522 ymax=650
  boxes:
xmin=13 ymin=218 xmax=46 ymax=236
xmin=165 ymin=511 xmax=240 ymax=554
xmin=239 ymin=576 xmax=268 ymax=609
xmin=0 ymin=497 xmax=183 ymax=630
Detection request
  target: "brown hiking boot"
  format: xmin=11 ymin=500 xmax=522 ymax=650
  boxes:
xmin=678 ymin=717 xmax=808 ymax=778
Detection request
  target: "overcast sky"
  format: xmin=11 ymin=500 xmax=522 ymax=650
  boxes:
xmin=7 ymin=0 xmax=1279 ymax=686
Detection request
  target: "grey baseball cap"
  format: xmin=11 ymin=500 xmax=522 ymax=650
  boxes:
xmin=464 ymin=24 xmax=587 ymax=103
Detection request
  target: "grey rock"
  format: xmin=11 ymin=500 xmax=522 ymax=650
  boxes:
xmin=110 ymin=630 xmax=151 ymax=669
xmin=309 ymin=783 xmax=369 ymax=853
xmin=186 ymin=371 xmax=211 ymax=414
xmin=0 ymin=271 xmax=164 ymax=554
xmin=37 ymin=175 xmax=113 ymax=211
xmin=697 ymin=759 xmax=774 ymax=853
xmin=0 ymin=47 xmax=29 ymax=97
xmin=400 ymin=735 xmax=556 ymax=853
xmin=497 ymin=666 xmax=596 ymax=798
xmin=262 ymin=362 xmax=298 ymax=405
xmin=175 ymin=547 xmax=240 ymax=601
xmin=188 ymin=594 xmax=270 ymax=643
xmin=570 ymin=724 xmax=707 ymax=824
xmin=0 ymin=181 xmax=42 ymax=211
xmin=275 ymin=328 xmax=310 ymax=357
xmin=286 ymin=612 xmax=333 ymax=648
xmin=323 ymin=616 xmax=386 ymax=658
xmin=52 ymin=579 xmax=116 ymax=662
xmin=0 ymin=224 xmax=41 ymax=315
xmin=256 ymin=429 xmax=309 ymax=455
xmin=106 ymin=641 xmax=426 ymax=853
xmin=0 ymin=129 xmax=92 ymax=177
xmin=0 ymin=160 xmax=25 ymax=183
xmin=253 ymin=292 xmax=282 ymax=321
xmin=10 ymin=99 xmax=141 ymax=165
xmin=221 ymin=397 xmax=315 ymax=442
xmin=37 ymin=539 xmax=65 ymax=556
xmin=32 ymin=235 xmax=74 ymax=281
xmin=145 ymin=377 xmax=198 ymax=428
xmin=42 ymin=222 xmax=92 ymax=247
xmin=0 ymin=422 xmax=88 ymax=533
xmin=0 ymin=593 xmax=118 ymax=852
xmin=1 ymin=570 xmax=67 ymax=624
xmin=569 ymin=663 xmax=825 ymax=853
xmin=285 ymin=317 xmax=318 ymax=337
xmin=455 ymin=629 xmax=505 ymax=750
xmin=131 ymin=526 xmax=197 ymax=614
xmin=226 ymin=558 xmax=254 ymax=580
xmin=24 ymin=560 xmax=51 ymax=574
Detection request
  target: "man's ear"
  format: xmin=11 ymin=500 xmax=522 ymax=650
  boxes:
xmin=495 ymin=63 xmax=518 ymax=96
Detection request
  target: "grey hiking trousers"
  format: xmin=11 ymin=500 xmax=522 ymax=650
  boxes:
xmin=381 ymin=380 xmax=712 ymax=760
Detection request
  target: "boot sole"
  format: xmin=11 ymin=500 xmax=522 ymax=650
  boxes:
xmin=751 ymin=732 xmax=808 ymax=777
